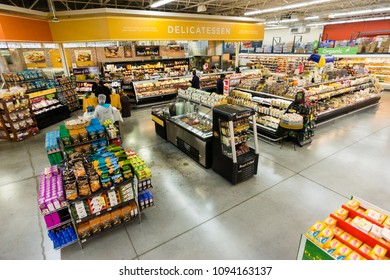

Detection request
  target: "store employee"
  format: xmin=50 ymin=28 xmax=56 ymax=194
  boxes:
xmin=190 ymin=70 xmax=200 ymax=89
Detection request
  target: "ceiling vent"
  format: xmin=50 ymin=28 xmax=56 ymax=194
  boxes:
xmin=290 ymin=26 xmax=311 ymax=34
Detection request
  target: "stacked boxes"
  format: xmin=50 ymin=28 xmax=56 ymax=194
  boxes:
xmin=38 ymin=166 xmax=67 ymax=215
xmin=45 ymin=130 xmax=63 ymax=165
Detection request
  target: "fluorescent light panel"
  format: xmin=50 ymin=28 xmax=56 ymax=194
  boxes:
xmin=307 ymin=16 xmax=390 ymax=26
xmin=245 ymin=0 xmax=332 ymax=16
xmin=265 ymin=26 xmax=289 ymax=30
xmin=304 ymin=16 xmax=319 ymax=20
xmin=151 ymin=0 xmax=175 ymax=8
xmin=330 ymin=7 xmax=390 ymax=18
xmin=266 ymin=18 xmax=299 ymax=24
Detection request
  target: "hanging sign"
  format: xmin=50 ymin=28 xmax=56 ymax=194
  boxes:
xmin=318 ymin=47 xmax=358 ymax=55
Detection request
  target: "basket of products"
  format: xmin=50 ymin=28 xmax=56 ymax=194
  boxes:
xmin=65 ymin=119 xmax=91 ymax=130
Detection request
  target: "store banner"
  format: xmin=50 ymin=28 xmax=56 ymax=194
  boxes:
xmin=23 ymin=51 xmax=47 ymax=68
xmin=49 ymin=17 xmax=264 ymax=42
xmin=74 ymin=50 xmax=94 ymax=67
xmin=50 ymin=50 xmax=71 ymax=68
xmin=73 ymin=67 xmax=99 ymax=81
xmin=318 ymin=47 xmax=358 ymax=55
xmin=239 ymin=41 xmax=263 ymax=53
xmin=135 ymin=46 xmax=160 ymax=56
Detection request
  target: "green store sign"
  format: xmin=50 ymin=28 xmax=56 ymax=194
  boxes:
xmin=318 ymin=47 xmax=358 ymax=55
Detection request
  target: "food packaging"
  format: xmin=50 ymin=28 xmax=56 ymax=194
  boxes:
xmin=369 ymin=244 xmax=387 ymax=260
xmin=333 ymin=208 xmax=349 ymax=220
xmin=332 ymin=244 xmax=353 ymax=260
xmin=344 ymin=199 xmax=360 ymax=210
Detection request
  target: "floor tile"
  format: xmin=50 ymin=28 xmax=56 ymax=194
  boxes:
xmin=0 ymin=178 xmax=43 ymax=260
xmin=140 ymin=175 xmax=347 ymax=260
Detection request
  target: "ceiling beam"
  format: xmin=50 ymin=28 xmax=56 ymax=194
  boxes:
xmin=29 ymin=0 xmax=40 ymax=9
xmin=0 ymin=3 xmax=48 ymax=17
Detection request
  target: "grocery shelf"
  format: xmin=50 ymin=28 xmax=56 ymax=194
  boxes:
xmin=137 ymin=92 xmax=177 ymax=100
xmin=380 ymin=83 xmax=390 ymax=90
xmin=54 ymin=239 xmax=78 ymax=250
xmin=313 ymin=84 xmax=374 ymax=101
xmin=33 ymin=102 xmax=62 ymax=112
xmin=316 ymin=95 xmax=381 ymax=124
xmin=41 ymin=204 xmax=69 ymax=216
xmin=74 ymin=198 xmax=136 ymax=224
xmin=70 ymin=178 xmax=133 ymax=203
xmin=2 ymin=106 xmax=30 ymax=113
xmin=80 ymin=213 xmax=140 ymax=244
xmin=47 ymin=219 xmax=73 ymax=230
xmin=238 ymin=88 xmax=294 ymax=101
xmin=62 ymin=136 xmax=107 ymax=149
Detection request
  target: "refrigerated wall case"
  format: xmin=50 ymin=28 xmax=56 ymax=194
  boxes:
xmin=212 ymin=104 xmax=259 ymax=184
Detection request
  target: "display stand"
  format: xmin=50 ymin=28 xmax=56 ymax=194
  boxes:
xmin=0 ymin=94 xmax=39 ymax=141
xmin=297 ymin=196 xmax=390 ymax=260
xmin=212 ymin=104 xmax=259 ymax=184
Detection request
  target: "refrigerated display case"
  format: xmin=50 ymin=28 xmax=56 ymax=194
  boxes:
xmin=212 ymin=104 xmax=259 ymax=184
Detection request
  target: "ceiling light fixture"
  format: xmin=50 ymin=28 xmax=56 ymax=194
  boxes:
xmin=307 ymin=16 xmax=390 ymax=26
xmin=266 ymin=18 xmax=299 ymax=24
xmin=244 ymin=0 xmax=332 ymax=16
xmin=151 ymin=0 xmax=175 ymax=8
xmin=329 ymin=7 xmax=390 ymax=18
xmin=265 ymin=26 xmax=289 ymax=30
xmin=304 ymin=16 xmax=319 ymax=20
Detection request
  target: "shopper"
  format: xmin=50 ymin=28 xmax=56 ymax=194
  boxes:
xmin=190 ymin=70 xmax=200 ymax=89
xmin=93 ymin=94 xmax=115 ymax=124
xmin=95 ymin=80 xmax=111 ymax=104
xmin=216 ymin=74 xmax=225 ymax=95
xmin=235 ymin=66 xmax=241 ymax=73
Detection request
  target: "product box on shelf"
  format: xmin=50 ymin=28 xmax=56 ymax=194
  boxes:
xmin=298 ymin=196 xmax=390 ymax=260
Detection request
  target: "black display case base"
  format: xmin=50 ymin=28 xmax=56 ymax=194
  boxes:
xmin=35 ymin=106 xmax=71 ymax=130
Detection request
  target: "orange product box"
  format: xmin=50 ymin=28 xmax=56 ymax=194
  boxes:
xmin=323 ymin=238 xmax=342 ymax=254
xmin=315 ymin=227 xmax=334 ymax=246
xmin=333 ymin=227 xmax=344 ymax=236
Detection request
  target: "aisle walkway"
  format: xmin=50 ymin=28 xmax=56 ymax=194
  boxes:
xmin=1 ymin=92 xmax=390 ymax=260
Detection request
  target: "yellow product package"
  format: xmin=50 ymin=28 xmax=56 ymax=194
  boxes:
xmin=348 ymin=237 xmax=363 ymax=249
xmin=333 ymin=226 xmax=344 ymax=236
xmin=333 ymin=208 xmax=349 ymax=220
xmin=332 ymin=244 xmax=354 ymax=260
xmin=323 ymin=216 xmax=337 ymax=228
xmin=323 ymin=238 xmax=342 ymax=255
xmin=305 ymin=222 xmax=326 ymax=240
xmin=345 ymin=251 xmax=365 ymax=260
xmin=344 ymin=199 xmax=360 ymax=211
xmin=368 ymin=244 xmax=387 ymax=260
xmin=359 ymin=243 xmax=372 ymax=255
xmin=383 ymin=217 xmax=390 ymax=229
xmin=339 ymin=232 xmax=353 ymax=243
xmin=315 ymin=227 xmax=335 ymax=247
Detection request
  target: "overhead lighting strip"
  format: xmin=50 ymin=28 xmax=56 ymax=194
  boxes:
xmin=329 ymin=7 xmax=390 ymax=18
xmin=151 ymin=0 xmax=175 ymax=8
xmin=244 ymin=0 xmax=332 ymax=16
xmin=307 ymin=16 xmax=390 ymax=26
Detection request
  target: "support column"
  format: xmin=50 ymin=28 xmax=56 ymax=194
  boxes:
xmin=58 ymin=43 xmax=70 ymax=77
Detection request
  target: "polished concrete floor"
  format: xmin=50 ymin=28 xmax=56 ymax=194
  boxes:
xmin=1 ymin=92 xmax=390 ymax=260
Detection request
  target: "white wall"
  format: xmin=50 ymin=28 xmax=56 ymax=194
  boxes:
xmin=263 ymin=26 xmax=324 ymax=46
